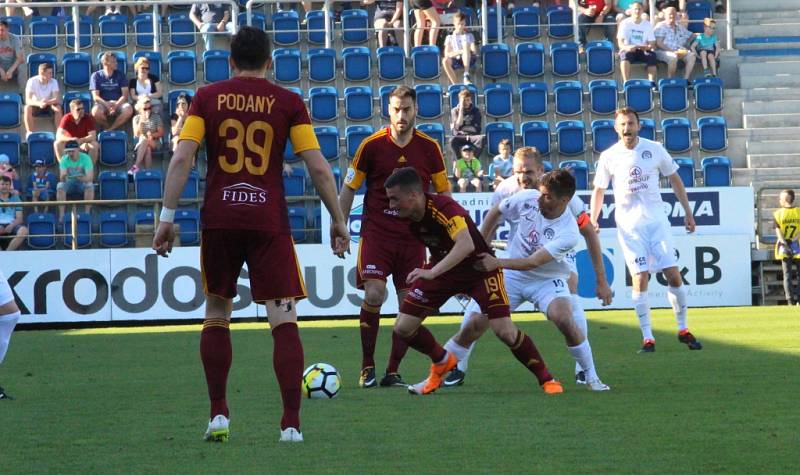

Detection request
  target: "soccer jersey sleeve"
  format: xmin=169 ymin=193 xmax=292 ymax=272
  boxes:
xmin=429 ymin=141 xmax=450 ymax=193
xmin=288 ymin=93 xmax=319 ymax=154
xmin=593 ymin=155 xmax=612 ymax=189
xmin=498 ymin=191 xmax=528 ymax=223
xmin=568 ymin=196 xmax=591 ymax=229
xmin=656 ymin=144 xmax=679 ymax=177
xmin=179 ymin=89 xmax=206 ymax=143
xmin=433 ymin=200 xmax=469 ymax=241
xmin=344 ymin=135 xmax=373 ymax=191
xmin=542 ymin=228 xmax=580 ymax=262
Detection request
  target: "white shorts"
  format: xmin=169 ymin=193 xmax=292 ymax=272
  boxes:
xmin=617 ymin=219 xmax=678 ymax=275
xmin=505 ymin=270 xmax=570 ymax=316
xmin=0 ymin=270 xmax=13 ymax=306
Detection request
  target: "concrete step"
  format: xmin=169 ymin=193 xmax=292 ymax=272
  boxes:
xmin=738 ymin=61 xmax=800 ymax=76
xmin=743 ymin=113 xmax=800 ymax=128
xmin=747 ymin=140 xmax=800 ymax=155
xmin=747 ymin=153 xmax=800 ymax=168
xmin=732 ymin=167 xmax=800 ymax=186
xmin=734 ymin=24 xmax=800 ymax=38
xmin=734 ymin=1 xmax=800 ymax=12
xmin=729 ymin=87 xmax=800 ymax=102
xmin=736 ymin=42 xmax=800 ymax=52
xmin=737 ymin=14 xmax=800 ymax=25
xmin=742 ymin=100 xmax=800 ymax=115
xmin=737 ymin=126 xmax=800 ymax=141
xmin=740 ymin=75 xmax=800 ymax=89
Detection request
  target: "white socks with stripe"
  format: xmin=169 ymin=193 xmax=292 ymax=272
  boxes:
xmin=632 ymin=291 xmax=654 ymax=341
xmin=568 ymin=340 xmax=598 ymax=381
xmin=667 ymin=285 xmax=689 ymax=332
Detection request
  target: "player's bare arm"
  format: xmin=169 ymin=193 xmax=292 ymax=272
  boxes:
xmin=152 ymin=139 xmax=198 ymax=257
xmin=301 ymin=149 xmax=350 ymax=257
xmin=474 ymin=247 xmax=555 ymax=272
xmin=589 ymin=186 xmax=605 ymax=233
xmin=668 ymin=173 xmax=696 ymax=233
xmin=479 ymin=204 xmax=503 ymax=242
xmin=406 ymin=228 xmax=475 ymax=283
xmin=579 ymin=223 xmax=613 ymax=306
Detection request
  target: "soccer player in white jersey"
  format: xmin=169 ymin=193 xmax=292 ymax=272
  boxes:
xmin=442 ymin=170 xmax=611 ymax=391
xmin=590 ymin=107 xmax=702 ymax=353
xmin=444 ymin=147 xmax=613 ymax=387
xmin=0 ymin=269 xmax=20 ymax=400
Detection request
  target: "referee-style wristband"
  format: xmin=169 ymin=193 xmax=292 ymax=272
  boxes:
xmin=159 ymin=207 xmax=176 ymax=223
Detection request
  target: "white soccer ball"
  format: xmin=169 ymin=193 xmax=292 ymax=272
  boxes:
xmin=301 ymin=363 xmax=341 ymax=399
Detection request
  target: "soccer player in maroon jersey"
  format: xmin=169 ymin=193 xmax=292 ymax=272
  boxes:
xmin=383 ymin=167 xmax=563 ymax=396
xmin=339 ymin=85 xmax=451 ymax=389
xmin=152 ymin=27 xmax=350 ymax=443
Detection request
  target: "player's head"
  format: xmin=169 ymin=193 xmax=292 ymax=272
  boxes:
xmin=538 ymin=170 xmax=576 ymax=219
xmin=780 ymin=189 xmax=795 ymax=207
xmin=512 ymin=146 xmax=544 ymax=189
xmin=230 ymin=26 xmax=272 ymax=74
xmin=388 ymin=86 xmax=417 ymax=137
xmin=384 ymin=167 xmax=425 ymax=220
xmin=614 ymin=107 xmax=640 ymax=149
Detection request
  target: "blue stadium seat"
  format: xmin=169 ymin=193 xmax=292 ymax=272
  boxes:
xmin=306 ymin=9 xmax=333 ymax=45
xmin=591 ymin=119 xmax=617 ymax=153
xmin=239 ymin=12 xmax=266 ymax=31
xmin=0 ymin=133 xmax=20 ymax=166
xmin=411 ymin=45 xmax=441 ymax=80
xmin=134 ymin=13 xmax=160 ymax=48
xmin=342 ymin=46 xmax=371 ymax=82
xmin=99 ymin=170 xmax=128 ymax=200
xmin=379 ymin=85 xmax=394 ymax=119
xmin=559 ymin=159 xmax=589 ymax=189
xmin=686 ymin=0 xmax=712 ymax=33
xmin=417 ymin=123 xmax=445 ymax=152
xmin=486 ymin=122 xmax=515 ymax=156
xmin=589 ymin=79 xmax=618 ymax=115
xmin=167 ymin=50 xmax=196 ymax=85
xmin=553 ymin=80 xmax=583 ymax=116
xmin=168 ymin=13 xmax=196 ymax=47
xmin=701 ymin=156 xmax=731 ymax=186
xmin=62 ymin=91 xmax=92 ymax=117
xmin=30 ymin=16 xmax=59 ymax=50
xmin=516 ymin=42 xmax=545 ymax=78
xmin=448 ymin=84 xmax=479 ymax=110
xmin=543 ymin=160 xmax=554 ymax=172
xmin=0 ymin=16 xmax=24 ymax=36
xmin=315 ymin=126 xmax=340 ymax=161
xmin=519 ymin=82 xmax=548 ymax=117
xmin=203 ymin=50 xmax=230 ymax=83
xmin=135 ymin=169 xmax=163 ymax=199
xmin=344 ymin=86 xmax=373 ymax=121
xmin=168 ymin=89 xmax=194 ymax=117
xmin=586 ymin=40 xmax=614 ymax=76
xmin=484 ymin=83 xmax=514 ymax=118
xmin=288 ymin=206 xmax=307 ymax=242
xmin=624 ymin=79 xmax=654 ymax=113
xmin=512 ymin=6 xmax=541 ymax=40
xmin=27 ymin=213 xmax=57 ymax=249
xmin=521 ymin=120 xmax=551 ymax=156
xmin=174 ymin=209 xmax=201 ymax=245
xmin=180 ymin=169 xmax=200 ymax=201
xmin=99 ymin=14 xmax=128 ymax=48
xmin=639 ymin=118 xmax=656 ymax=141
xmin=27 ymin=53 xmax=56 ymax=79
xmin=661 ymin=117 xmax=692 ymax=153
xmin=415 ymin=84 xmax=443 ymax=120
xmin=308 ymin=86 xmax=338 ymax=122
xmin=99 ymin=131 xmax=128 ymax=167
xmin=547 ymin=5 xmax=574 ymax=38
xmin=482 ymin=43 xmax=511 ymax=79
xmin=659 ymin=78 xmax=689 ymax=113
xmin=698 ymin=116 xmax=727 ymax=152
xmin=480 ymin=6 xmax=507 ymax=41
xmin=133 ymin=51 xmax=160 ymax=80
xmin=346 ymin=125 xmax=374 ymax=159
xmin=556 ymin=120 xmax=586 ymax=156
xmin=273 ymin=10 xmax=301 ymax=45
xmin=101 ymin=50 xmax=128 ymax=76
xmin=65 ymin=15 xmax=93 ymax=49
xmin=272 ymin=48 xmax=301 ymax=83
xmin=28 ymin=132 xmax=55 ymax=166
xmin=550 ymin=41 xmax=579 ymax=76
xmin=308 ymin=48 xmax=336 ymax=82
xmin=62 ymin=213 xmax=92 ymax=249
xmin=0 ymin=94 xmax=21 ymax=128
xmin=674 ymin=157 xmax=695 ymax=187
xmin=286 ymin=87 xmax=303 ymax=99
xmin=284 ymin=166 xmax=307 ymax=197
xmin=377 ymin=46 xmax=406 ymax=81
xmin=62 ymin=52 xmax=92 ymax=88
xmin=694 ymin=77 xmax=723 ymax=112
xmin=99 ymin=211 xmax=129 ymax=248
xmin=341 ymin=9 xmax=369 ymax=44
xmin=134 ymin=210 xmax=156 ymax=228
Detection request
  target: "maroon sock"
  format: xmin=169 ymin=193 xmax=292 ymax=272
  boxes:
xmin=272 ymin=322 xmax=304 ymax=431
xmin=200 ymin=319 xmax=232 ymax=419
xmin=509 ymin=331 xmax=552 ymax=385
xmin=385 ymin=330 xmax=409 ymax=374
xmin=399 ymin=327 xmax=446 ymax=363
xmin=359 ymin=303 xmax=381 ymax=369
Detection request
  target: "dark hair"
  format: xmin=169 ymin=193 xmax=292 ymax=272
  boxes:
xmin=0 ymin=20 xmax=9 ymax=29
xmin=176 ymin=92 xmax=192 ymax=107
xmin=231 ymin=26 xmax=271 ymax=71
xmin=384 ymin=167 xmax=423 ymax=192
xmin=0 ymin=175 xmax=11 ymax=183
xmin=389 ymin=85 xmax=416 ymax=102
xmin=783 ymin=189 xmax=795 ymax=203
xmin=615 ymin=107 xmax=640 ymax=123
xmin=540 ymin=169 xmax=576 ymax=200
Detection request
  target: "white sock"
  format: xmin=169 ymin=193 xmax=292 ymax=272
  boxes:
xmin=571 ymin=294 xmax=587 ymax=374
xmin=0 ymin=311 xmax=20 ymax=363
xmin=456 ymin=309 xmax=479 ymax=372
xmin=667 ymin=285 xmax=689 ymax=331
xmin=632 ymin=291 xmax=654 ymax=341
xmin=568 ymin=340 xmax=598 ymax=381
xmin=444 ymin=338 xmax=470 ymax=362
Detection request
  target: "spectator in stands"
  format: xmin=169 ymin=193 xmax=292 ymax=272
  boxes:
xmin=56 ymin=141 xmax=94 ymax=220
xmin=653 ymin=0 xmax=685 ymax=24
xmin=691 ymin=17 xmax=719 ymax=77
xmin=774 ymin=189 xmax=800 ymax=306
xmin=0 ymin=175 xmax=26 ymax=251
xmin=130 ymin=96 xmax=164 ymax=175
xmin=364 ymin=0 xmax=403 ymax=48
xmin=56 ymin=98 xmax=100 ymax=164
xmin=491 ymin=139 xmax=513 ymax=189
xmin=24 ymin=63 xmax=62 ymax=137
xmin=0 ymin=154 xmax=17 ymax=182
xmin=29 ymin=159 xmax=56 ymax=212
xmin=654 ymin=6 xmax=696 ymax=81
xmin=449 ymin=88 xmax=484 ymax=159
xmin=0 ymin=20 xmax=25 ymax=92
xmin=190 ymin=3 xmax=236 ymax=52
xmin=454 ymin=143 xmax=483 ymax=192
xmin=617 ymin=2 xmax=657 ymax=84
xmin=411 ymin=0 xmax=441 ymax=47
xmin=577 ymin=0 xmax=616 ymax=54
xmin=170 ymin=92 xmax=192 ymax=153
xmin=442 ymin=12 xmax=477 ymax=86
xmin=90 ymin=52 xmax=134 ymax=131
xmin=613 ymin=0 xmax=648 ymax=22
xmin=128 ymin=57 xmax=163 ymax=114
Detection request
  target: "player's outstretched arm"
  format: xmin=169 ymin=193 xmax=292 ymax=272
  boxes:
xmin=300 ymin=149 xmax=350 ymax=257
xmin=579 ymin=223 xmax=613 ymax=306
xmin=668 ymin=173 xmax=696 ymax=233
xmin=479 ymin=204 xmax=503 ymax=242
xmin=407 ymin=228 xmax=475 ymax=283
xmin=589 ymin=186 xmax=605 ymax=233
xmin=153 ymin=139 xmax=198 ymax=257
xmin=338 ymin=181 xmax=356 ymax=226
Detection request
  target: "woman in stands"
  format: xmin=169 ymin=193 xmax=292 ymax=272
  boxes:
xmin=129 ymin=57 xmax=164 ymax=115
xmin=130 ymin=96 xmax=164 ymax=174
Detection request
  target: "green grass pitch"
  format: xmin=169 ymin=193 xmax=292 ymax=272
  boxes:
xmin=1 ymin=306 xmax=799 ymax=473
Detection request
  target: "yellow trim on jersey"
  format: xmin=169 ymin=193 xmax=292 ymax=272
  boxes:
xmin=350 ymin=128 xmax=389 ymax=171
xmin=290 ymin=123 xmax=320 ymax=155
xmin=345 ymin=167 xmax=366 ymax=191
xmin=430 ymin=205 xmax=467 ymax=241
xmin=179 ymin=115 xmax=205 ymax=143
xmin=431 ymin=171 xmax=451 ymax=193
xmin=346 ymin=129 xmax=390 ymax=190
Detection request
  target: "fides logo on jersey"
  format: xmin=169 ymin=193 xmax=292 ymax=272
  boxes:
xmin=580 ymin=191 xmax=721 ymax=228
xmin=221 ymin=183 xmax=267 ymax=206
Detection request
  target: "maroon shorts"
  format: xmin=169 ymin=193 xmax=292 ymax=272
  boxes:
xmin=200 ymin=229 xmax=306 ymax=302
xmin=356 ymin=235 xmax=426 ymax=292
xmin=400 ymin=266 xmax=510 ymax=320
